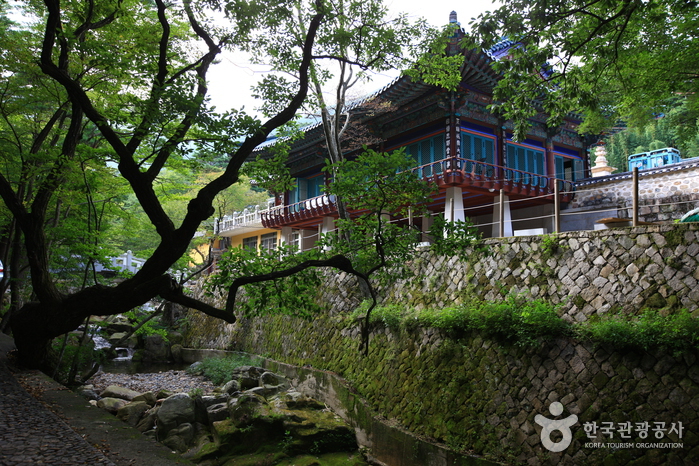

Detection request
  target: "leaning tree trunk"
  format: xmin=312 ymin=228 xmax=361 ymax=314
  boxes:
xmin=10 ymin=302 xmax=71 ymax=369
xmin=10 ymin=281 xmax=155 ymax=368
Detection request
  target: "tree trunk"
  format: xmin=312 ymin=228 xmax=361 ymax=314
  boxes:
xmin=10 ymin=302 xmax=63 ymax=369
xmin=10 ymin=283 xmax=154 ymax=368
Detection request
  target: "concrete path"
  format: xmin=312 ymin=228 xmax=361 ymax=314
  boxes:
xmin=0 ymin=333 xmax=192 ymax=466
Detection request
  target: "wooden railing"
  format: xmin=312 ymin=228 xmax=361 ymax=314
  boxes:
xmin=261 ymin=195 xmax=336 ymax=228
xmin=262 ymin=159 xmax=575 ymax=228
xmin=411 ymin=157 xmax=575 ymax=198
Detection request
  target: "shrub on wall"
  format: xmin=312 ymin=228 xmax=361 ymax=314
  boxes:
xmin=578 ymin=309 xmax=699 ymax=354
xmin=356 ymin=298 xmax=699 ymax=353
xmin=358 ymin=295 xmax=570 ymax=346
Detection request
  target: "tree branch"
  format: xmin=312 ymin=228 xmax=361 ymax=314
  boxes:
xmin=159 ymin=282 xmax=236 ymax=324
xmin=225 ymin=253 xmax=366 ymax=313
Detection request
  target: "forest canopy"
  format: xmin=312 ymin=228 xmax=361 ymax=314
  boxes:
xmin=467 ymin=0 xmax=699 ymax=145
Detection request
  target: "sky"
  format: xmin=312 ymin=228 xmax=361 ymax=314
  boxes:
xmin=206 ymin=0 xmax=501 ymax=114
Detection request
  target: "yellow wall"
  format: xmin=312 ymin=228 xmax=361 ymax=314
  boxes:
xmin=229 ymin=228 xmax=281 ymax=251
xmin=189 ymin=242 xmax=211 ymax=265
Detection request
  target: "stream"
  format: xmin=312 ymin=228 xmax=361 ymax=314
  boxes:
xmin=92 ymin=332 xmax=189 ymax=375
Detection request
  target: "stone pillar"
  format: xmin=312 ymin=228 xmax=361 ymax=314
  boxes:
xmin=444 ymin=187 xmax=465 ymax=223
xmin=422 ymin=215 xmax=434 ymax=243
xmin=318 ymin=217 xmax=335 ymax=249
xmin=492 ymin=194 xmax=513 ymax=237
xmin=280 ymin=227 xmax=293 ymax=246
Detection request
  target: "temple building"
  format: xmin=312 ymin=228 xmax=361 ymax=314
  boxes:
xmin=221 ymin=12 xmax=590 ymax=252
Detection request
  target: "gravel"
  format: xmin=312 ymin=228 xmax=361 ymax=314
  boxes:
xmin=87 ymin=370 xmax=217 ymax=396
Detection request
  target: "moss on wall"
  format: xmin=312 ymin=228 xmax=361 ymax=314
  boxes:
xmin=183 ymin=225 xmax=699 ymax=464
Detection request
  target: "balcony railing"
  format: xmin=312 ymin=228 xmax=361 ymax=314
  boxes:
xmin=411 ymin=157 xmax=575 ymax=198
xmin=262 ymin=159 xmax=575 ymax=228
xmin=261 ymin=195 xmax=336 ymax=228
xmin=215 ymin=206 xmax=265 ymax=235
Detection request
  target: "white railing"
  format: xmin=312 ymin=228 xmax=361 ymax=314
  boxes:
xmin=215 ymin=199 xmax=275 ymax=235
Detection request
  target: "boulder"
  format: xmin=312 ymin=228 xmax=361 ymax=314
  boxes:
xmin=206 ymin=403 xmax=229 ymax=424
xmin=77 ymin=385 xmax=101 ymax=401
xmin=166 ymin=331 xmax=183 ymax=346
xmin=227 ymin=393 xmax=268 ymax=427
xmin=136 ymin=407 xmax=158 ymax=433
xmin=162 ymin=423 xmax=194 ymax=453
xmin=105 ymin=322 xmax=133 ymax=334
xmin=221 ymin=379 xmax=240 ymax=395
xmin=116 ymin=401 xmax=150 ymax=427
xmin=195 ymin=394 xmax=229 ymax=425
xmin=259 ymin=371 xmax=285 ymax=386
xmin=97 ymin=397 xmax=128 ymax=414
xmin=206 ymin=391 xmax=357 ymax=458
xmin=156 ymin=393 xmax=196 ymax=439
xmin=155 ymin=389 xmax=173 ymax=400
xmin=107 ymin=332 xmax=128 ymax=345
xmin=281 ymin=391 xmax=326 ymax=410
xmin=170 ymin=344 xmax=183 ymax=363
xmin=143 ymin=334 xmax=170 ymax=362
xmin=100 ymin=385 xmax=141 ymax=401
xmin=187 ymin=361 xmax=204 ymax=375
xmin=269 ymin=393 xmax=356 ymax=455
xmin=132 ymin=391 xmax=157 ymax=406
xmin=259 ymin=383 xmax=289 ymax=398
xmin=199 ymin=394 xmax=229 ymax=408
xmin=232 ymin=366 xmax=266 ymax=390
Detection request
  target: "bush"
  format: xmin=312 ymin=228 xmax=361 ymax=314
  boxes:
xmin=188 ymin=353 xmax=262 ymax=385
xmin=361 ymin=296 xmax=568 ymax=346
xmin=368 ymin=304 xmax=404 ymax=331
xmin=353 ymin=298 xmax=699 ymax=353
xmin=579 ymin=310 xmax=699 ymax=353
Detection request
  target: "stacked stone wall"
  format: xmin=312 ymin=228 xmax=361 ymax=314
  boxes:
xmin=570 ymin=161 xmax=699 ymax=223
xmin=183 ymin=224 xmax=699 ymax=464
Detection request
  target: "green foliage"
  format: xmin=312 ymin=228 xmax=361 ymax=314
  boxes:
xmin=189 ymin=387 xmax=204 ymax=398
xmin=241 ymin=123 xmax=304 ymax=194
xmin=188 ymin=354 xmax=261 ymax=385
xmin=123 ymin=309 xmax=169 ymax=341
xmin=364 ymin=296 xmax=569 ymax=346
xmin=468 ymin=0 xmax=699 ymax=141
xmin=365 ymin=303 xmax=404 ymax=331
xmin=325 ymin=148 xmax=433 ymax=218
xmin=49 ymin=335 xmax=103 ymax=386
xmin=207 ymin=243 xmax=323 ymax=319
xmin=360 ymin=296 xmax=699 ymax=353
xmin=405 ymin=22 xmax=465 ymax=91
xmin=579 ymin=310 xmax=699 ymax=354
xmin=540 ymin=233 xmax=567 ymax=259
xmin=321 ymin=148 xmax=434 ymax=277
xmin=428 ymin=214 xmax=483 ymax=260
xmin=421 ymin=296 xmax=569 ymax=346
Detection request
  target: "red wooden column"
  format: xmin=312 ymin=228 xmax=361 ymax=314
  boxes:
xmin=545 ymin=129 xmax=557 ymax=192
xmin=494 ymin=117 xmax=506 ymax=190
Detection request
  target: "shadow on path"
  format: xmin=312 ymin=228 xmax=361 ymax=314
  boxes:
xmin=0 ymin=333 xmax=192 ymax=466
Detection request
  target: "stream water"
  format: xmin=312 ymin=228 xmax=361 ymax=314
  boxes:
xmin=92 ymin=332 xmax=189 ymax=374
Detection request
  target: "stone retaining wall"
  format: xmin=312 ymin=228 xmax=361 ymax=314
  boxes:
xmin=183 ymin=223 xmax=699 ymax=464
xmin=569 ymin=160 xmax=699 ymax=224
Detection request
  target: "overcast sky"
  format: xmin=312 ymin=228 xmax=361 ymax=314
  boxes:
xmin=207 ymin=0 xmax=501 ymax=114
